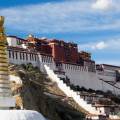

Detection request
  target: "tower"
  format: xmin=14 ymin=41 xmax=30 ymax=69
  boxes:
xmin=0 ymin=16 xmax=15 ymax=109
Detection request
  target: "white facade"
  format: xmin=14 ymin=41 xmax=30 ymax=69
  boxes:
xmin=8 ymin=48 xmax=38 ymax=67
xmin=6 ymin=47 xmax=120 ymax=95
xmin=7 ymin=36 xmax=27 ymax=49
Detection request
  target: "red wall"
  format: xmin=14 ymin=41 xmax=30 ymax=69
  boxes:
xmin=27 ymin=37 xmax=92 ymax=65
xmin=49 ymin=40 xmax=79 ymax=63
xmin=50 ymin=42 xmax=64 ymax=62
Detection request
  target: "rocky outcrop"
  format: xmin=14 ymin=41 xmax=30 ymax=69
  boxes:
xmin=9 ymin=64 xmax=85 ymax=120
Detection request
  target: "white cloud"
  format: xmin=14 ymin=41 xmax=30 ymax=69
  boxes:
xmin=79 ymin=39 xmax=120 ymax=51
xmin=79 ymin=39 xmax=120 ymax=66
xmin=92 ymin=0 xmax=112 ymax=10
xmin=0 ymin=1 xmax=91 ymax=34
xmin=91 ymin=41 xmax=107 ymax=50
xmin=0 ymin=0 xmax=119 ymax=34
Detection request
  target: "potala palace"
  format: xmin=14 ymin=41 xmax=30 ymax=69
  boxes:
xmin=6 ymin=35 xmax=120 ymax=119
xmin=7 ymin=35 xmax=120 ymax=94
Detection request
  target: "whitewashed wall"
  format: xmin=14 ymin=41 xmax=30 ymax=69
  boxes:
xmin=97 ymin=70 xmax=115 ymax=82
xmin=7 ymin=48 xmax=120 ymax=95
xmin=37 ymin=54 xmax=56 ymax=72
xmin=62 ymin=64 xmax=120 ymax=95
xmin=44 ymin=64 xmax=120 ymax=119
xmin=7 ymin=51 xmax=38 ymax=66
xmin=44 ymin=65 xmax=101 ymax=115
xmin=7 ymin=37 xmax=18 ymax=47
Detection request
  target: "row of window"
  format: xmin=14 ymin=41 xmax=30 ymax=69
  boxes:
xmin=8 ymin=50 xmax=53 ymax=63
xmin=41 ymin=56 xmax=53 ymax=63
xmin=64 ymin=64 xmax=88 ymax=71
xmin=8 ymin=50 xmax=90 ymax=72
xmin=8 ymin=50 xmax=37 ymax=61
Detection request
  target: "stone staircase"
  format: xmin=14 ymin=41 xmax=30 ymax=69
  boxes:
xmin=44 ymin=65 xmax=103 ymax=117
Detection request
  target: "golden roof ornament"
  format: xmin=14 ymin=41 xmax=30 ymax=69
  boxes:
xmin=0 ymin=16 xmax=6 ymax=42
xmin=0 ymin=16 xmax=4 ymax=27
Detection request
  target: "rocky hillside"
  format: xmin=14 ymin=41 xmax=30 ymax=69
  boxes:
xmin=9 ymin=63 xmax=85 ymax=120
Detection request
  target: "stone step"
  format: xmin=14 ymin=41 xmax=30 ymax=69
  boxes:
xmin=0 ymin=88 xmax=11 ymax=93
xmin=0 ymin=61 xmax=8 ymax=64
xmin=0 ymin=67 xmax=8 ymax=71
xmin=0 ymin=68 xmax=8 ymax=70
xmin=0 ymin=97 xmax=15 ymax=107
xmin=0 ymin=80 xmax=10 ymax=84
xmin=0 ymin=54 xmax=7 ymax=57
xmin=0 ymin=72 xmax=8 ymax=75
xmin=0 ymin=43 xmax=5 ymax=46
xmin=0 ymin=51 xmax=6 ymax=54
xmin=0 ymin=75 xmax=9 ymax=80
xmin=0 ymin=57 xmax=7 ymax=60
xmin=0 ymin=92 xmax=11 ymax=97
xmin=0 ymin=84 xmax=10 ymax=88
xmin=0 ymin=70 xmax=8 ymax=73
xmin=0 ymin=63 xmax=8 ymax=67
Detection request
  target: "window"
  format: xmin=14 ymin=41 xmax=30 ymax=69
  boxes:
xmin=30 ymin=54 xmax=32 ymax=60
xmin=12 ymin=51 xmax=14 ymax=59
xmin=9 ymin=50 xmax=11 ymax=58
xmin=26 ymin=53 xmax=28 ymax=60
xmin=23 ymin=53 xmax=25 ymax=60
xmin=15 ymin=52 xmax=18 ymax=59
xmin=20 ymin=52 xmax=22 ymax=60
xmin=34 ymin=55 xmax=36 ymax=61
xmin=32 ymin=54 xmax=34 ymax=61
xmin=31 ymin=54 xmax=33 ymax=60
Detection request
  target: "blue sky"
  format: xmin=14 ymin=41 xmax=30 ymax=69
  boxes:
xmin=0 ymin=0 xmax=120 ymax=65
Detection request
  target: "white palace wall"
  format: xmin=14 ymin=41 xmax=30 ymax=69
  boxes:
xmin=7 ymin=49 xmax=38 ymax=67
xmin=62 ymin=64 xmax=120 ymax=94
xmin=37 ymin=54 xmax=56 ymax=72
xmin=44 ymin=65 xmax=101 ymax=115
xmin=7 ymin=49 xmax=55 ymax=71
xmin=7 ymin=48 xmax=120 ymax=95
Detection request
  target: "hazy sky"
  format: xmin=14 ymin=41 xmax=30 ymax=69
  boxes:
xmin=0 ymin=0 xmax=120 ymax=65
